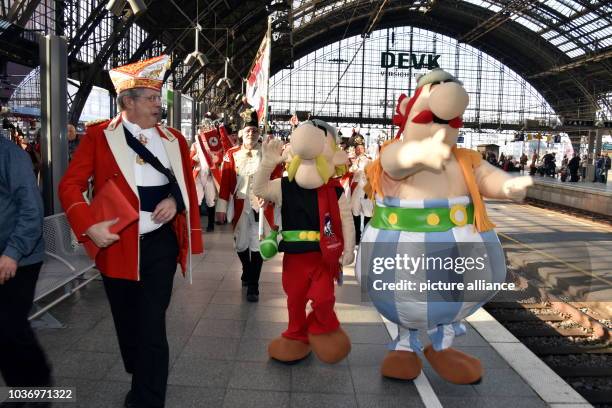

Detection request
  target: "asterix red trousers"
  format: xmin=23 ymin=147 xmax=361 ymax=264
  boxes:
xmin=281 ymin=252 xmax=340 ymax=343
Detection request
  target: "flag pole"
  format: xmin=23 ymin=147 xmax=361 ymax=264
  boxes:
xmin=259 ymin=16 xmax=272 ymax=240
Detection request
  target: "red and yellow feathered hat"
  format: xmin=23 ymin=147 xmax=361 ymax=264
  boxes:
xmin=109 ymin=55 xmax=170 ymax=94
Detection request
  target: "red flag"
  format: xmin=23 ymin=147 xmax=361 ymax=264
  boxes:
xmin=196 ymin=132 xmax=222 ymax=186
xmin=218 ymin=124 xmax=236 ymax=151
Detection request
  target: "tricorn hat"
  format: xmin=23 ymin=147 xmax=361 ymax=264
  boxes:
xmin=352 ymin=134 xmax=365 ymax=146
xmin=240 ymin=108 xmax=259 ymax=128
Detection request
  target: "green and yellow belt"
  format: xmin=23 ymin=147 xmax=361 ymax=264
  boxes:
xmin=281 ymin=230 xmax=321 ymax=242
xmin=370 ymin=203 xmax=474 ymax=233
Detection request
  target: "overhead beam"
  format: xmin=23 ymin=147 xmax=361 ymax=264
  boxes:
xmin=530 ymin=49 xmax=612 ymax=78
xmin=67 ymin=1 xmax=109 ymax=60
xmin=7 ymin=0 xmax=42 ymax=27
xmin=458 ymin=0 xmax=537 ymax=44
xmin=68 ymin=14 xmax=136 ymax=124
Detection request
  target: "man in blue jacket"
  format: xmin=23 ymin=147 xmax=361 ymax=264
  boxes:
xmin=0 ymin=135 xmax=52 ymax=393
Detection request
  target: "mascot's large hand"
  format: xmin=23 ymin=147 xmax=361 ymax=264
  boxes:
xmin=262 ymin=138 xmax=286 ymax=166
xmin=502 ymin=176 xmax=533 ymax=201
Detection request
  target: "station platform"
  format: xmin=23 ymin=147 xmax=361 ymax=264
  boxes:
xmin=526 ymin=176 xmax=612 ymax=216
xmin=1 ymin=208 xmax=597 ymax=408
xmin=488 ymin=199 xmax=612 ymax=316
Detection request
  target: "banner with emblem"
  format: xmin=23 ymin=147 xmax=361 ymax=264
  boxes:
xmin=196 ymin=129 xmax=222 ymax=187
xmin=201 ymin=128 xmax=223 ymax=153
xmin=246 ymin=17 xmax=272 ymax=127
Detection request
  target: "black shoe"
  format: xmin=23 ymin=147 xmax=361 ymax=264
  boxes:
xmin=247 ymin=286 xmax=259 ymax=302
xmin=206 ymin=225 xmax=214 ymax=232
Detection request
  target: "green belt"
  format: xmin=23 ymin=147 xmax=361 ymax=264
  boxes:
xmin=281 ymin=230 xmax=321 ymax=242
xmin=371 ymin=203 xmax=474 ymax=232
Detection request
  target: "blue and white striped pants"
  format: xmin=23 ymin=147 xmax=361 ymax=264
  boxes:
xmin=356 ymin=196 xmax=506 ymax=352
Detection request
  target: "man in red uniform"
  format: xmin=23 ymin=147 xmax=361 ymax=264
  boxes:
xmin=58 ymin=55 xmax=203 ymax=408
xmin=216 ymin=109 xmax=280 ymax=302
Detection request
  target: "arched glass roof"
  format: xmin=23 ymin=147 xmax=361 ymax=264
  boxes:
xmin=291 ymin=0 xmax=612 ymax=58
xmin=463 ymin=0 xmax=612 ymax=58
xmin=270 ymin=26 xmax=557 ymax=126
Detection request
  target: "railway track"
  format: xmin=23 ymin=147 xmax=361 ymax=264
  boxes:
xmin=524 ymin=197 xmax=612 ymax=227
xmin=485 ymin=299 xmax=611 ymax=406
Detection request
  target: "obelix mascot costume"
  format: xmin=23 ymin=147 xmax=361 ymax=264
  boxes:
xmin=356 ymin=69 xmax=532 ymax=384
xmin=254 ymin=120 xmax=355 ymax=364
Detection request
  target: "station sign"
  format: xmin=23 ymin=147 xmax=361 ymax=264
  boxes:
xmin=380 ymin=52 xmax=441 ymax=70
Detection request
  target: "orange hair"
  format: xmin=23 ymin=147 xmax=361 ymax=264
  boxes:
xmin=364 ymin=139 xmax=397 ymax=199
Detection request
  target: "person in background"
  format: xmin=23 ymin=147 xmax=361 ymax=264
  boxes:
xmin=594 ymin=154 xmax=605 ymax=183
xmin=216 ymin=109 xmax=282 ymax=302
xmin=604 ymin=153 xmax=611 ymax=183
xmin=519 ymin=153 xmax=528 ymax=174
xmin=568 ymin=153 xmax=580 ymax=182
xmin=0 ymin=134 xmax=52 ymax=401
xmin=580 ymin=155 xmax=588 ymax=181
xmin=349 ymin=134 xmax=372 ymax=245
xmin=67 ymin=123 xmax=80 ymax=161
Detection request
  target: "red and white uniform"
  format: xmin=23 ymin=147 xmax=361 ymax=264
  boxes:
xmin=59 ymin=114 xmax=203 ymax=281
xmin=217 ymin=144 xmax=281 ymax=251
xmin=190 ymin=133 xmax=221 ymax=208
xmin=349 ymin=154 xmax=373 ymax=217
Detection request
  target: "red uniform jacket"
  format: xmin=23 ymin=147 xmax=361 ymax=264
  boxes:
xmin=58 ymin=115 xmax=203 ymax=281
xmin=218 ymin=145 xmax=283 ymax=230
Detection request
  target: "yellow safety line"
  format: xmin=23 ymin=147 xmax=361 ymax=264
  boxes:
xmin=498 ymin=231 xmax=612 ymax=287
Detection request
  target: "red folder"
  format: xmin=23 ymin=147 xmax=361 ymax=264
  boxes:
xmin=83 ymin=179 xmax=139 ymax=260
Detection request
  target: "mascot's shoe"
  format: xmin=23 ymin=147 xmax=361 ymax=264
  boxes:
xmin=424 ymin=345 xmax=482 ymax=384
xmin=308 ymin=327 xmax=351 ymax=364
xmin=268 ymin=336 xmax=311 ymax=363
xmin=380 ymin=350 xmax=423 ymax=380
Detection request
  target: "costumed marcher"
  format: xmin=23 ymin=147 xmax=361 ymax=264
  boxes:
xmin=216 ymin=109 xmax=281 ymax=302
xmin=253 ymin=120 xmax=355 ymax=364
xmin=356 ymin=69 xmax=532 ymax=384
xmin=191 ymin=119 xmax=223 ymax=231
xmin=58 ymin=54 xmax=203 ymax=408
xmin=349 ymin=133 xmax=373 ymax=245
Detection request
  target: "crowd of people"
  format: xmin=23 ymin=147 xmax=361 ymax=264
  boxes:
xmin=483 ymin=148 xmax=611 ymax=184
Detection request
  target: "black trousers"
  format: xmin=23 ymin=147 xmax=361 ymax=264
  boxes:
xmin=353 ymin=215 xmax=371 ymax=245
xmin=102 ymin=224 xmax=178 ymax=408
xmin=0 ymin=262 xmax=52 ymax=387
xmin=237 ymin=250 xmax=263 ymax=295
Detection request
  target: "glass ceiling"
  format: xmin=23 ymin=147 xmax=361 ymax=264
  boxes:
xmin=291 ymin=0 xmax=612 ymax=59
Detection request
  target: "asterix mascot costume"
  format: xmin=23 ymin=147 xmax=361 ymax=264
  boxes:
xmin=254 ymin=120 xmax=355 ymax=364
xmin=356 ymin=69 xmax=532 ymax=384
